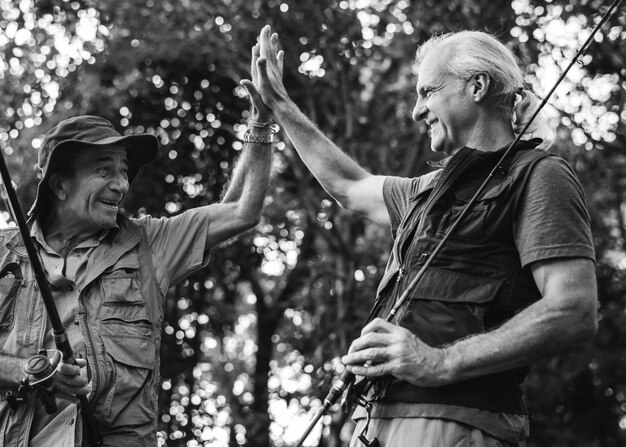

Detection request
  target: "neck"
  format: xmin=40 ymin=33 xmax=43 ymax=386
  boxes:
xmin=451 ymin=112 xmax=515 ymax=155
xmin=40 ymin=211 xmax=98 ymax=256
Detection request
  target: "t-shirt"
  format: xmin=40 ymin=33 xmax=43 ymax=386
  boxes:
xmin=354 ymin=155 xmax=595 ymax=443
xmin=383 ymin=157 xmax=595 ymax=266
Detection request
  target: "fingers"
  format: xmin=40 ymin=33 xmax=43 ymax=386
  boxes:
xmin=347 ymin=331 xmax=393 ymax=354
xmin=258 ymin=26 xmax=280 ymax=65
xmin=240 ymin=79 xmax=272 ymax=121
xmin=259 ymin=25 xmax=271 ymax=60
xmin=251 ymin=43 xmax=260 ymax=84
xmin=270 ymin=32 xmax=279 ymax=60
xmin=277 ymin=50 xmax=284 ymax=75
xmin=361 ymin=318 xmax=400 ymax=335
xmin=341 ymin=321 xmax=414 ymax=378
xmin=345 ymin=361 xmax=389 ymax=378
xmin=240 ymin=79 xmax=261 ymax=105
xmin=55 ymin=359 xmax=91 ymax=396
xmin=57 ymin=359 xmax=85 ymax=375
xmin=342 ymin=345 xmax=393 ymax=378
xmin=343 ymin=345 xmax=389 ymax=365
xmin=250 ymin=25 xmax=288 ymax=110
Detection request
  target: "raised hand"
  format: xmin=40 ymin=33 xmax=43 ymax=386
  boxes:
xmin=341 ymin=318 xmax=450 ymax=387
xmin=255 ymin=25 xmax=289 ymax=110
xmin=240 ymin=38 xmax=273 ymax=123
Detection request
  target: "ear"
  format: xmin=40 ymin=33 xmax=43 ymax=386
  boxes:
xmin=468 ymin=72 xmax=490 ymax=103
xmin=48 ymin=173 xmax=68 ymax=201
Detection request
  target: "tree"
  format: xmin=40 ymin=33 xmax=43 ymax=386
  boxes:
xmin=1 ymin=0 xmax=624 ymax=445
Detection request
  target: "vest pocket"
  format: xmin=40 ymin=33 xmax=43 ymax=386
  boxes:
xmin=101 ymin=318 xmax=156 ymax=369
xmin=437 ymin=176 xmax=512 ymax=242
xmin=101 ymin=268 xmax=150 ymax=321
xmin=99 ymin=318 xmax=156 ymax=420
xmin=397 ymin=267 xmax=503 ymax=347
xmin=101 ymin=251 xmax=144 ymax=306
xmin=0 ymin=263 xmax=22 ymax=332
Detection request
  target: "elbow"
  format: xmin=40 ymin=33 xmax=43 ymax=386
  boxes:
xmin=232 ymin=207 xmax=262 ymax=233
xmin=243 ymin=213 xmax=262 ymax=230
xmin=221 ymin=197 xmax=264 ymax=233
xmin=570 ymin=299 xmax=599 ymax=343
xmin=581 ymin=305 xmax=599 ymax=339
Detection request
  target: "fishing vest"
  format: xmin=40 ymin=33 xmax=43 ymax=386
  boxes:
xmin=372 ymin=139 xmax=551 ymax=414
xmin=0 ymin=215 xmax=164 ymax=446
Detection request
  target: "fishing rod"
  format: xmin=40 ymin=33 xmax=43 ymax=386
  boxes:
xmin=295 ymin=0 xmax=623 ymax=444
xmin=0 ymin=151 xmax=103 ymax=445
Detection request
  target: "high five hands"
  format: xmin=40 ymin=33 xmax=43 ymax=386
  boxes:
xmin=240 ymin=25 xmax=289 ymax=120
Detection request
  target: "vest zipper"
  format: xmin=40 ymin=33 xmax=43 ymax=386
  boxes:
xmin=396 ymin=266 xmax=404 ymax=282
xmin=22 ymin=282 xmax=46 ymax=444
xmin=79 ymin=296 xmax=100 ymax=402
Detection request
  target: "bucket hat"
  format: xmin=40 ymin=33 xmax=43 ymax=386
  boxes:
xmin=28 ymin=115 xmax=159 ymax=217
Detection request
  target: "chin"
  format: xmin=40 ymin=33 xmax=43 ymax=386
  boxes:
xmin=96 ymin=216 xmax=118 ymax=230
xmin=430 ymin=141 xmax=446 ymax=153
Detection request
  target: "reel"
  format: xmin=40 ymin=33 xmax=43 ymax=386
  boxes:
xmin=6 ymin=349 xmax=62 ymax=414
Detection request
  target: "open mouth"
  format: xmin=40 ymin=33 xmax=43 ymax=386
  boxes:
xmin=426 ymin=119 xmax=438 ymax=135
xmin=98 ymin=199 xmax=119 ymax=208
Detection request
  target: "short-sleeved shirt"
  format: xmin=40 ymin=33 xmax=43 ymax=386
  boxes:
xmin=354 ymin=155 xmax=595 ymax=443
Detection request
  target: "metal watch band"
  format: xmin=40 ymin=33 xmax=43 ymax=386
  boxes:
xmin=242 ymin=130 xmax=273 ymax=144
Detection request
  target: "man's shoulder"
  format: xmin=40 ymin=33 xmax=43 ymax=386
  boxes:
xmin=0 ymin=228 xmax=21 ymax=257
xmin=509 ymin=146 xmax=573 ymax=178
xmin=0 ymin=227 xmax=21 ymax=242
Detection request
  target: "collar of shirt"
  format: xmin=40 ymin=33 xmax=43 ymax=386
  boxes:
xmin=30 ymin=219 xmax=110 ymax=256
xmin=30 ymin=219 xmax=110 ymax=291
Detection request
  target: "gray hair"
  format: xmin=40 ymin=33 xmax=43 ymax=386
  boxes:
xmin=416 ymin=31 xmax=554 ymax=149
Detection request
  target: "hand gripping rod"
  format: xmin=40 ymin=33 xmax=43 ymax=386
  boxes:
xmin=0 ymin=153 xmax=103 ymax=446
xmin=294 ymin=1 xmax=623 ymax=444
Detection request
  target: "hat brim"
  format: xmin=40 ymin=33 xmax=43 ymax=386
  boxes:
xmin=28 ymin=134 xmax=159 ymax=217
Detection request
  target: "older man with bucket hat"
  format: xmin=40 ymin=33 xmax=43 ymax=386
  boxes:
xmin=0 ymin=62 xmax=274 ymax=446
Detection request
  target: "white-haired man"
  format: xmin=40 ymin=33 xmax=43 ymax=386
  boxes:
xmin=251 ymin=25 xmax=597 ymax=446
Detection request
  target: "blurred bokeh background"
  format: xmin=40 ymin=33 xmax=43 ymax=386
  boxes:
xmin=0 ymin=0 xmax=624 ymax=445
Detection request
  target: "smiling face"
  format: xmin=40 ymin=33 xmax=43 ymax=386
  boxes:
xmin=50 ymin=145 xmax=129 ymax=235
xmin=412 ymin=46 xmax=478 ymax=154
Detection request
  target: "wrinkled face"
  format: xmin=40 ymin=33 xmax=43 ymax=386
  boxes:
xmin=55 ymin=145 xmax=129 ymax=234
xmin=412 ymin=48 xmax=477 ymax=153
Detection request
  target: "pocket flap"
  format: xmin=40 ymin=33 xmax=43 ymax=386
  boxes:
xmin=411 ymin=267 xmax=503 ymax=304
xmin=454 ymin=176 xmax=513 ymax=202
xmin=101 ymin=319 xmax=156 ymax=369
xmin=102 ymin=252 xmax=140 ymax=279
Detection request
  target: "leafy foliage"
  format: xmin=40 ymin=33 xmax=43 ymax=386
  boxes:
xmin=1 ymin=0 xmax=625 ymax=446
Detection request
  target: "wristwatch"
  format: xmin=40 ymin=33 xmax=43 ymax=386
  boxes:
xmin=242 ymin=130 xmax=273 ymax=144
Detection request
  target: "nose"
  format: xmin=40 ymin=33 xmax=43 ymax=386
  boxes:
xmin=110 ymin=171 xmax=129 ymax=195
xmin=412 ymin=99 xmax=427 ymax=122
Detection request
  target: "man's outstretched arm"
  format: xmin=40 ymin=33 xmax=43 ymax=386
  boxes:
xmin=201 ymin=39 xmax=275 ymax=250
xmin=255 ymin=25 xmax=390 ymax=227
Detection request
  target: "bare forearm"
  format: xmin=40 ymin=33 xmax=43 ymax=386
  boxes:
xmin=221 ymin=142 xmax=272 ymax=226
xmin=0 ymin=354 xmax=26 ymax=388
xmin=273 ymin=99 xmax=370 ymax=208
xmin=443 ymin=296 xmax=597 ymax=383
xmin=222 ymin=141 xmax=271 ymax=202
